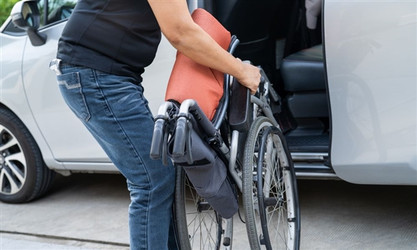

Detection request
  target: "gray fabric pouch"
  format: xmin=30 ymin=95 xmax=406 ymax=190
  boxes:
xmin=170 ymin=129 xmax=238 ymax=219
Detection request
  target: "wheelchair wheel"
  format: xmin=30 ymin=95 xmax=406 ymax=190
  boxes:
xmin=242 ymin=116 xmax=300 ymax=250
xmin=175 ymin=166 xmax=233 ymax=250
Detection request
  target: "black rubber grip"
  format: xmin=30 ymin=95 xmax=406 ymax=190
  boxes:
xmin=150 ymin=119 xmax=165 ymax=160
xmin=172 ymin=117 xmax=187 ymax=158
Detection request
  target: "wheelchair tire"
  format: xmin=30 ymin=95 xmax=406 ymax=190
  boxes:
xmin=242 ymin=116 xmax=300 ymax=250
xmin=175 ymin=166 xmax=233 ymax=250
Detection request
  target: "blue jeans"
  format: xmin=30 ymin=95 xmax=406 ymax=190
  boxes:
xmin=55 ymin=62 xmax=177 ymax=250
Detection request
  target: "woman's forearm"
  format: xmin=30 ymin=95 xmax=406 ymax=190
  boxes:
xmin=147 ymin=0 xmax=260 ymax=93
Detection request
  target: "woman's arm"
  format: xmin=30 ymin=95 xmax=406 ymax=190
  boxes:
xmin=147 ymin=0 xmax=260 ymax=94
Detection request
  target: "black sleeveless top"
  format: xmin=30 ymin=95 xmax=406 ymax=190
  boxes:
xmin=57 ymin=0 xmax=161 ymax=82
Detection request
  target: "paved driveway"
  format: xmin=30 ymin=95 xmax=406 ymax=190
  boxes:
xmin=1 ymin=174 xmax=416 ymax=249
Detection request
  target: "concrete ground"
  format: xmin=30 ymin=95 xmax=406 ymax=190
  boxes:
xmin=1 ymin=173 xmax=417 ymax=249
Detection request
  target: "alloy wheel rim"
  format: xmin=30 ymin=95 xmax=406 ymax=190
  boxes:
xmin=0 ymin=125 xmax=27 ymax=195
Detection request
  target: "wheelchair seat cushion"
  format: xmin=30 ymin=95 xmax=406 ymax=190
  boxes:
xmin=165 ymin=8 xmax=232 ymax=120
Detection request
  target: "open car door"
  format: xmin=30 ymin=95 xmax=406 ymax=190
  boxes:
xmin=324 ymin=0 xmax=417 ymax=185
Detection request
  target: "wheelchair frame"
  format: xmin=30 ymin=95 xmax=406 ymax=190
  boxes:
xmin=150 ymin=36 xmax=300 ymax=250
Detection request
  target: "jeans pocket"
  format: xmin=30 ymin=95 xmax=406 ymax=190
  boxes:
xmin=57 ymin=72 xmax=91 ymax=122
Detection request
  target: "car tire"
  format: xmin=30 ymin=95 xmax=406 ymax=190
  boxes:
xmin=0 ymin=108 xmax=55 ymax=203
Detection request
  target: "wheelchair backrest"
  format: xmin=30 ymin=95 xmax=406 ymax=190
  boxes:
xmin=164 ymin=8 xmax=231 ymax=120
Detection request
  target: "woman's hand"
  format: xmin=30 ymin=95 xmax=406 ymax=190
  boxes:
xmin=234 ymin=59 xmax=261 ymax=95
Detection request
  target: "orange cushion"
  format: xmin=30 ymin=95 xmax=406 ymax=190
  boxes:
xmin=165 ymin=8 xmax=231 ymax=120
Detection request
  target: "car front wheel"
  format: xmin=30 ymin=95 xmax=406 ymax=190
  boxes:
xmin=0 ymin=108 xmax=55 ymax=203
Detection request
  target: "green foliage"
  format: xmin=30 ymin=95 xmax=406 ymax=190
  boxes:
xmin=0 ymin=0 xmax=20 ymax=26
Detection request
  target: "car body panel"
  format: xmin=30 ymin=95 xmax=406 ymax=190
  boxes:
xmin=1 ymin=27 xmax=67 ymax=171
xmin=22 ymin=21 xmax=111 ymax=164
xmin=324 ymin=0 xmax=417 ymax=184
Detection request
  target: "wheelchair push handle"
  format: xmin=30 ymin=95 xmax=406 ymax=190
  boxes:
xmin=172 ymin=116 xmax=194 ymax=164
xmin=150 ymin=101 xmax=177 ymax=165
xmin=150 ymin=118 xmax=165 ymax=160
xmin=173 ymin=116 xmax=187 ymax=158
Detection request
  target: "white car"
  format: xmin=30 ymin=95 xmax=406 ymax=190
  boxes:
xmin=0 ymin=0 xmax=416 ymax=203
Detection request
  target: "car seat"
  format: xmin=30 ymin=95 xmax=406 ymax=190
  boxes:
xmin=280 ymin=44 xmax=328 ymax=120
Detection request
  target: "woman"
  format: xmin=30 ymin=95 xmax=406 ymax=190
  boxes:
xmin=52 ymin=0 xmax=260 ymax=249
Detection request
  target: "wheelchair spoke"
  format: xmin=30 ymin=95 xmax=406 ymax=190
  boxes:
xmin=176 ymin=167 xmax=228 ymax=250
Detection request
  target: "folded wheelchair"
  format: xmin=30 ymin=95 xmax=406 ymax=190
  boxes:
xmin=150 ymin=9 xmax=300 ymax=250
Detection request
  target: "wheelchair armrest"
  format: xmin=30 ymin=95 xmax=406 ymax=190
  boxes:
xmin=229 ymin=78 xmax=253 ymax=132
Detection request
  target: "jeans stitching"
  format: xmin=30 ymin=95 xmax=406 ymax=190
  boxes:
xmin=58 ymin=71 xmax=91 ymax=122
xmin=78 ymin=79 xmax=91 ymax=122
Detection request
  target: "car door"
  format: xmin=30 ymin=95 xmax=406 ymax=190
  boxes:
xmin=324 ymin=0 xmax=417 ymax=184
xmin=21 ymin=0 xmax=112 ymax=165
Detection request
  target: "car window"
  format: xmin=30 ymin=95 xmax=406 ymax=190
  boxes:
xmin=39 ymin=0 xmax=77 ymax=26
xmin=2 ymin=0 xmax=77 ymax=34
xmin=2 ymin=21 xmax=24 ymax=34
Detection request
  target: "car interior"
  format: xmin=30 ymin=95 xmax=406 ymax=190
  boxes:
xmin=203 ymin=0 xmax=332 ymax=177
